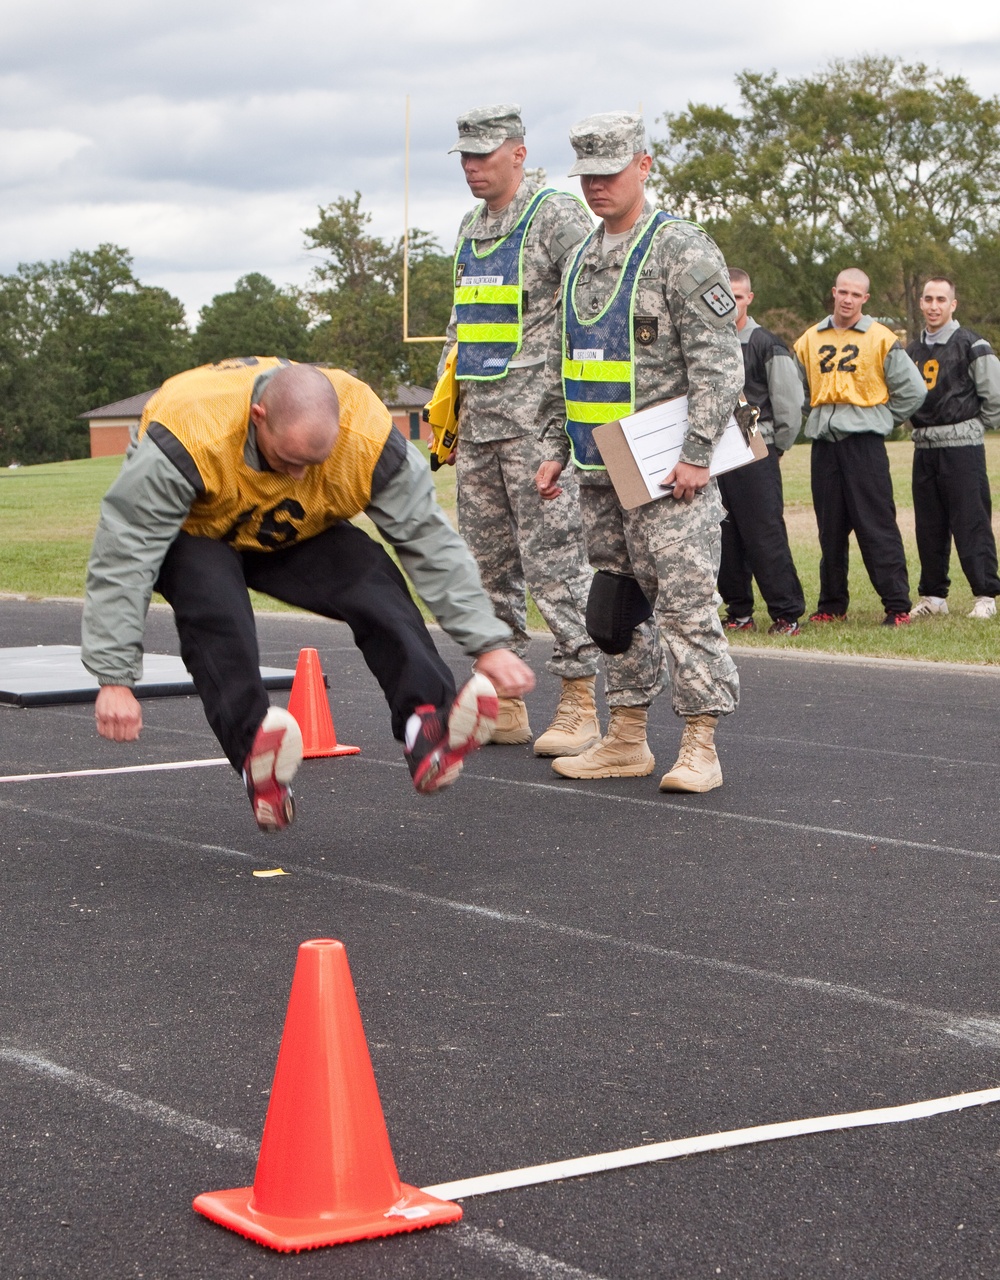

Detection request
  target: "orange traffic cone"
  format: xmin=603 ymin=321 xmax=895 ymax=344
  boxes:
xmin=286 ymin=648 xmax=359 ymax=758
xmin=193 ymin=939 xmax=462 ymax=1251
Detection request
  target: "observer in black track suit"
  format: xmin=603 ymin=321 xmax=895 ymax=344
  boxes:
xmin=905 ymin=279 xmax=1000 ymax=617
xmin=717 ymin=269 xmax=806 ymax=632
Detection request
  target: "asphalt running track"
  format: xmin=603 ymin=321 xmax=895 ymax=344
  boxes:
xmin=1 ymin=598 xmax=998 ymax=1279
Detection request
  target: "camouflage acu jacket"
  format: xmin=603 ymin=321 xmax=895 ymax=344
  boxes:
xmin=443 ymin=178 xmax=593 ymax=444
xmin=542 ymin=200 xmax=744 ymax=469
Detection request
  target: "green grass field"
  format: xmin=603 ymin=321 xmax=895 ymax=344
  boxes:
xmin=2 ymin=441 xmax=999 ymax=665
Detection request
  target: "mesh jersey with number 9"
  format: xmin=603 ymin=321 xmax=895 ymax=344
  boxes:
xmin=920 ymin=358 xmax=940 ymax=391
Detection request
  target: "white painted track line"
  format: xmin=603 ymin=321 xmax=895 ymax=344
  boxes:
xmin=3 ymin=794 xmax=1000 ymax=1051
xmin=0 ymin=1046 xmax=606 ymax=1279
xmin=0 ymin=758 xmax=227 ymax=783
xmin=423 ymin=1086 xmax=1000 ymax=1201
xmin=1 ymin=1044 xmax=988 ymax=1274
xmin=5 ymin=1044 xmax=995 ymax=1218
xmin=0 ymin=1046 xmax=256 ymax=1156
xmin=354 ymin=757 xmax=1000 ymax=866
xmin=451 ymin=1226 xmax=609 ymax=1279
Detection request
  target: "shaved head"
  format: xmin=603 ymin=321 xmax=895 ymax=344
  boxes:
xmin=726 ymin=266 xmax=753 ymax=330
xmin=260 ymin=366 xmax=339 ymax=437
xmin=251 ymin=365 xmax=340 ymax=478
xmin=836 ymin=267 xmax=870 ymax=293
xmin=831 ymin=267 xmax=871 ymax=328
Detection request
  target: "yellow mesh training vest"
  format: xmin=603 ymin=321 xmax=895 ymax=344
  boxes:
xmin=794 ymin=321 xmax=898 ymax=408
xmin=138 ymin=360 xmax=394 ymax=551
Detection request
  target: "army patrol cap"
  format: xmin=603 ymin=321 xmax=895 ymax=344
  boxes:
xmin=567 ymin=112 xmax=646 ymax=176
xmin=448 ymin=104 xmax=525 ymax=155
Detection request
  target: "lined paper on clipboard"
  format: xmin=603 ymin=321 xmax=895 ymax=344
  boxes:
xmin=618 ymin=397 xmax=757 ymax=502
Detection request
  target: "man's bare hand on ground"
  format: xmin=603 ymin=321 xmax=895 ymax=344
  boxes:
xmin=95 ymin=685 xmax=143 ymax=741
xmin=473 ymin=649 xmax=536 ymax=698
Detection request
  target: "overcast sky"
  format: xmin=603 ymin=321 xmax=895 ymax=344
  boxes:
xmin=3 ymin=0 xmax=1000 ymax=325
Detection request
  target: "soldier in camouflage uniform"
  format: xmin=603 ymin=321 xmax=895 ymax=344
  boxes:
xmin=444 ymin=104 xmax=603 ymax=757
xmin=535 ymin=113 xmax=743 ymax=792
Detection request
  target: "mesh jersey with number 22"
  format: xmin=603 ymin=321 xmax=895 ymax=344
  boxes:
xmin=793 ymin=321 xmax=899 ymax=408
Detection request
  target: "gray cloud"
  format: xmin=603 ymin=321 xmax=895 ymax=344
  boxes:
xmin=2 ymin=0 xmax=999 ymax=320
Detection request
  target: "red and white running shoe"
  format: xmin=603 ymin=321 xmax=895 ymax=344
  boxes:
xmin=404 ymin=674 xmax=498 ymax=795
xmin=242 ymin=707 xmax=303 ymax=832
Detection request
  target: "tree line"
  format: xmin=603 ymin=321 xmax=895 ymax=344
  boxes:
xmin=4 ymin=56 xmax=1000 ymax=465
xmin=650 ymin=56 xmax=1000 ymax=347
xmin=0 ymin=195 xmax=452 ymax=465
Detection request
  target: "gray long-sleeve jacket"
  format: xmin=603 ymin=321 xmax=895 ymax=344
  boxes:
xmin=739 ymin=316 xmax=804 ymax=452
xmin=82 ymin=429 xmax=511 ymax=688
xmin=794 ymin=314 xmax=927 ymax=441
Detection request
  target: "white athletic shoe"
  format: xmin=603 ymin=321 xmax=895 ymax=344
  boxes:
xmin=968 ymin=596 xmax=997 ymax=619
xmin=404 ymin=674 xmax=499 ymax=794
xmin=243 ymin=707 xmax=303 ymax=832
xmin=910 ymin=596 xmax=949 ymax=617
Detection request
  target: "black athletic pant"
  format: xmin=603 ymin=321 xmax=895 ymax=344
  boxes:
xmin=717 ymin=444 xmax=805 ymax=622
xmin=810 ymin=434 xmax=911 ymax=616
xmin=155 ymin=524 xmax=457 ymax=770
xmin=912 ymin=444 xmax=1000 ymax=599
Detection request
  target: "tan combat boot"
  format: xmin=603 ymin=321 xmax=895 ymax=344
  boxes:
xmin=489 ymin=696 xmax=532 ymax=745
xmin=533 ymin=676 xmax=602 ymax=757
xmin=551 ymin=706 xmax=654 ymax=778
xmin=658 ymin=714 xmax=722 ymax=793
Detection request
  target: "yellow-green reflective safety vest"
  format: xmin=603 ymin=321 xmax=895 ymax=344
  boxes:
xmin=453 ymin=188 xmax=556 ymax=381
xmin=562 ymin=210 xmax=680 ymax=468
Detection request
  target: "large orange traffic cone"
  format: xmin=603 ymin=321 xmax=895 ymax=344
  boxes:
xmin=193 ymin=939 xmax=462 ymax=1251
xmin=286 ymin=648 xmax=359 ymax=758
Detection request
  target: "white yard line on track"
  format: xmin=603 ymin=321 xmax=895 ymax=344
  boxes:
xmin=726 ymin=730 xmax=1000 ymax=769
xmin=3 ymin=1043 xmax=997 ymax=1245
xmin=2 ymin=793 xmax=1000 ymax=1051
xmin=0 ymin=1046 xmax=606 ymax=1280
xmin=361 ymin=758 xmax=1000 ymax=867
xmin=0 ymin=758 xmax=227 ymax=783
xmin=451 ymin=1226 xmax=609 ymax=1279
xmin=3 ymin=751 xmax=997 ymax=867
xmin=0 ymin=1046 xmax=256 ymax=1156
xmin=424 ymin=1086 xmax=1000 ymax=1201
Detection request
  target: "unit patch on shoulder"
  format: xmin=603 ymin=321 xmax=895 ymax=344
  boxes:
xmin=553 ymin=224 xmax=588 ymax=260
xmin=634 ymin=316 xmax=658 ymax=346
xmin=700 ymin=283 xmax=736 ymax=318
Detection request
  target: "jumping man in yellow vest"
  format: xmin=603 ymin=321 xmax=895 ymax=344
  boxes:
xmin=82 ymin=359 xmax=534 ymax=831
xmin=794 ymin=269 xmax=927 ymax=625
xmin=535 ymin=113 xmax=744 ymax=793
xmin=443 ymin=104 xmax=601 ymax=758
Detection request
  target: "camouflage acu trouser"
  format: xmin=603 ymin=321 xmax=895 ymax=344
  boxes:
xmin=578 ymin=473 xmax=740 ymax=717
xmin=456 ymin=435 xmax=599 ymax=678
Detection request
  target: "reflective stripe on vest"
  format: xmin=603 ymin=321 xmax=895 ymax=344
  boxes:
xmin=562 ymin=211 xmax=679 ymax=468
xmin=453 ymin=188 xmax=557 ymax=381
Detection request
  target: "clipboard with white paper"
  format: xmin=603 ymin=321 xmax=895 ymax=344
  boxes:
xmin=591 ymin=396 xmax=767 ymax=509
